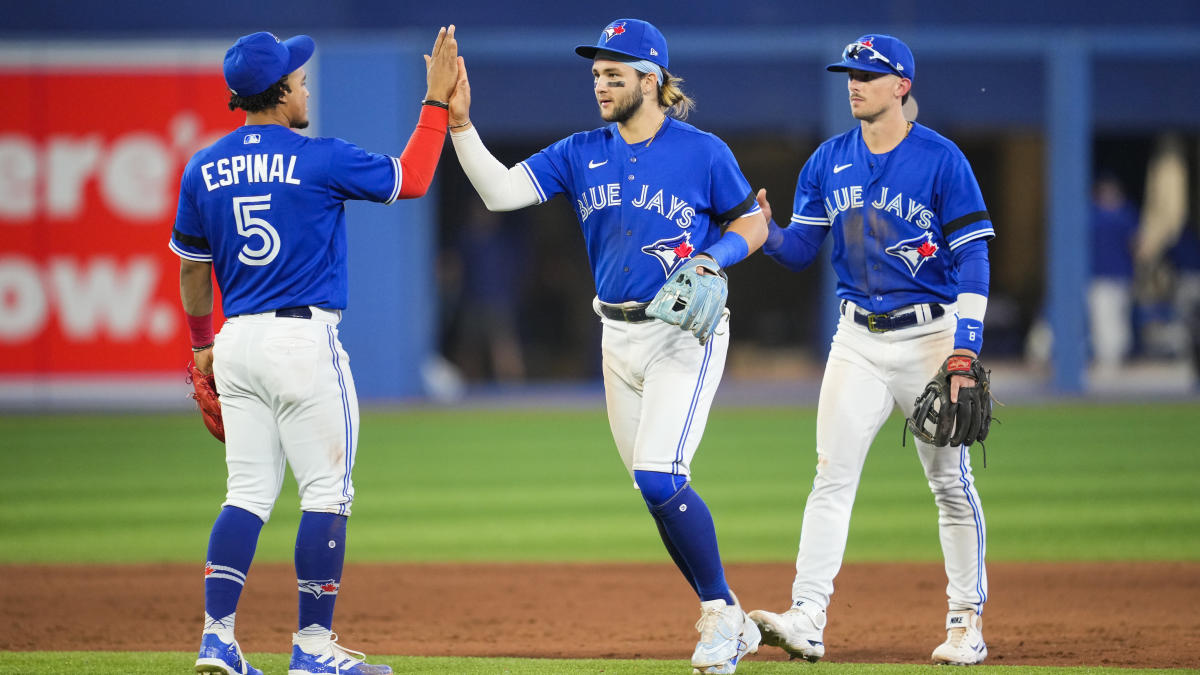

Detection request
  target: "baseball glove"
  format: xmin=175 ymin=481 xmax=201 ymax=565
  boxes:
xmin=907 ymin=355 xmax=991 ymax=447
xmin=188 ymin=363 xmax=225 ymax=443
xmin=646 ymin=257 xmax=728 ymax=345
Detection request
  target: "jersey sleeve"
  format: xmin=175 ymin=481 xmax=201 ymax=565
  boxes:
xmin=517 ymin=136 xmax=574 ymax=204
xmin=938 ymin=150 xmax=994 ymax=249
xmin=791 ymin=147 xmax=831 ymax=228
xmin=168 ymin=162 xmax=212 ymax=262
xmin=326 ymin=138 xmax=404 ymax=204
xmin=707 ymin=138 xmax=759 ymax=222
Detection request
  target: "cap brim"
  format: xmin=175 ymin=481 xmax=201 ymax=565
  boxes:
xmin=575 ymin=45 xmax=601 ymax=60
xmin=576 ymin=45 xmax=649 ymax=63
xmin=827 ymin=60 xmax=906 ymax=78
xmin=283 ymin=35 xmax=315 ymax=74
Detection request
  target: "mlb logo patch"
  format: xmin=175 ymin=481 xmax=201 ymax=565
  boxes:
xmin=244 ymin=134 xmax=261 ymax=145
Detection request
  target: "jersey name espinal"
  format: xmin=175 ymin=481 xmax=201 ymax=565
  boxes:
xmin=200 ymin=154 xmax=301 ymax=191
xmin=577 ymin=183 xmax=696 ymax=228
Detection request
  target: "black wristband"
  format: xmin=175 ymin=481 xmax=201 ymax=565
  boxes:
xmin=192 ymin=342 xmax=215 ymax=352
xmin=421 ymin=99 xmax=449 ymax=109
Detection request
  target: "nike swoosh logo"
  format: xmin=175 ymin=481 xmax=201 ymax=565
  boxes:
xmin=966 ymin=324 xmax=980 ymax=331
xmin=833 ymin=163 xmax=852 ymax=173
xmin=588 ymin=159 xmax=608 ymax=169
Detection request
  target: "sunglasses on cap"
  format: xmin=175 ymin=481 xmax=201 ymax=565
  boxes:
xmin=842 ymin=42 xmax=905 ymax=78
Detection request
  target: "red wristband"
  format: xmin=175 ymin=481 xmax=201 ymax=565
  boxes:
xmin=186 ymin=312 xmax=214 ymax=349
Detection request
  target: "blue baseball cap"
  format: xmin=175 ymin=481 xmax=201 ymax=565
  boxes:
xmin=575 ymin=19 xmax=668 ymax=70
xmin=827 ymin=34 xmax=915 ymax=81
xmin=223 ymin=31 xmax=315 ymax=96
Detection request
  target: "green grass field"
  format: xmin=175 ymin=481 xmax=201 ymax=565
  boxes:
xmin=1 ymin=652 xmax=1190 ymax=675
xmin=2 ymin=403 xmax=1198 ymax=673
xmin=0 ymin=652 xmax=1191 ymax=675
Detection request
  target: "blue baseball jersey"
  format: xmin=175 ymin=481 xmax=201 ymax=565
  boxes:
xmin=520 ymin=117 xmax=759 ymax=304
xmin=790 ymin=123 xmax=994 ymax=312
xmin=170 ymin=124 xmax=403 ymax=316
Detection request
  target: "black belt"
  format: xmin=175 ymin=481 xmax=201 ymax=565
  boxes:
xmin=598 ymin=302 xmax=651 ymax=323
xmin=275 ymin=306 xmax=313 ymax=319
xmin=843 ymin=300 xmax=943 ymax=333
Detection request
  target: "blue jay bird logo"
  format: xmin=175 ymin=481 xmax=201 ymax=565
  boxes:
xmin=886 ymin=231 xmax=939 ymax=276
xmin=642 ymin=232 xmax=695 ymax=277
xmin=603 ymin=22 xmax=627 ymax=41
xmin=298 ymin=579 xmax=339 ymax=598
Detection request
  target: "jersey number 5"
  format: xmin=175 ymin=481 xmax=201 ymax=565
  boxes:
xmin=233 ymin=194 xmax=280 ymax=266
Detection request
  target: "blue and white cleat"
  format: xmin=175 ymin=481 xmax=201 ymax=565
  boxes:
xmin=931 ymin=610 xmax=988 ymax=665
xmin=195 ymin=632 xmax=263 ymax=675
xmin=691 ymin=598 xmax=761 ymax=674
xmin=748 ymin=600 xmax=827 ymax=662
xmin=288 ymin=632 xmax=393 ymax=675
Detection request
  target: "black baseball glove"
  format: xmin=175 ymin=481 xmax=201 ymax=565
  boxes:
xmin=907 ymin=355 xmax=991 ymax=447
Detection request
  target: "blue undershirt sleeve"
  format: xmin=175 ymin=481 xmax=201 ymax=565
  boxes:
xmin=763 ymin=219 xmax=828 ymax=272
xmin=953 ymin=239 xmax=990 ymax=297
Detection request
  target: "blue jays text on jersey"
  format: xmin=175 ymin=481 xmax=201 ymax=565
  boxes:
xmin=520 ymin=117 xmax=759 ymax=304
xmin=789 ymin=123 xmax=993 ymax=312
xmin=169 ymin=125 xmax=403 ymax=317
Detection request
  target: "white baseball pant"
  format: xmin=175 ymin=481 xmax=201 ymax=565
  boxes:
xmin=212 ymin=307 xmax=358 ymax=522
xmin=596 ymin=299 xmax=730 ymax=480
xmin=792 ymin=304 xmax=988 ymax=614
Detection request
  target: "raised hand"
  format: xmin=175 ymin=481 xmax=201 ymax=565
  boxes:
xmin=448 ymin=56 xmax=472 ymax=130
xmin=423 ymin=25 xmax=458 ymax=103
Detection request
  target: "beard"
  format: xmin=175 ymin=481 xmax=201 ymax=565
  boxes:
xmin=602 ymin=87 xmax=644 ymax=124
xmin=290 ymin=118 xmax=310 ymax=130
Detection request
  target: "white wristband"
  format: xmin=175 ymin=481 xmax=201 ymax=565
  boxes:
xmin=957 ymin=292 xmax=988 ymax=322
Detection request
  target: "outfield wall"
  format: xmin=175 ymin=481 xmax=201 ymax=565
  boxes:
xmin=2 ymin=27 xmax=1199 ymax=409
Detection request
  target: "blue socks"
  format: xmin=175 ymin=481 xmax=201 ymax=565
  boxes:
xmin=203 ymin=506 xmax=264 ymax=634
xmin=634 ymin=470 xmax=734 ymax=604
xmin=295 ymin=511 xmax=348 ymax=632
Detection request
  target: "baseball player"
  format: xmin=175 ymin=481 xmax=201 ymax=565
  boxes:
xmin=446 ymin=19 xmax=766 ymax=674
xmin=746 ymin=35 xmax=993 ymax=665
xmin=173 ymin=28 xmax=459 ymax=675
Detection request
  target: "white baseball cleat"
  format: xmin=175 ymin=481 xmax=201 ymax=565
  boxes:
xmin=690 ymin=598 xmax=761 ymax=674
xmin=931 ymin=609 xmax=988 ymax=665
xmin=747 ymin=600 xmax=826 ymax=662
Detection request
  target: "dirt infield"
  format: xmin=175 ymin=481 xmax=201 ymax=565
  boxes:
xmin=4 ymin=561 xmax=1197 ymax=667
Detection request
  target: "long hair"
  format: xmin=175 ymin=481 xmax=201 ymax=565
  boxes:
xmin=656 ymin=70 xmax=694 ymax=119
xmin=228 ymin=75 xmax=290 ymax=113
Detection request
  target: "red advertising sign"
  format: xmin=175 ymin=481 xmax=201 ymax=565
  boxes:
xmin=0 ymin=48 xmax=242 ymax=375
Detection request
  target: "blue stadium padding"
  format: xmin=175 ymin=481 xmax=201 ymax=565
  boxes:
xmin=318 ymin=39 xmax=434 ymax=400
xmin=818 ymin=57 xmax=848 ymax=359
xmin=1046 ymin=40 xmax=1091 ymax=393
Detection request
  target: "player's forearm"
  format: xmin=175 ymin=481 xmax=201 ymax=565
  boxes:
xmin=179 ymin=259 xmax=214 ymax=317
xmin=727 ymin=211 xmax=767 ymax=255
xmin=396 ymin=104 xmax=450 ymax=198
xmin=763 ymin=219 xmax=826 ymax=272
xmin=180 ymin=259 xmax=215 ymax=354
xmin=450 ymin=125 xmax=540 ymax=211
xmin=953 ymin=239 xmax=990 ymax=353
